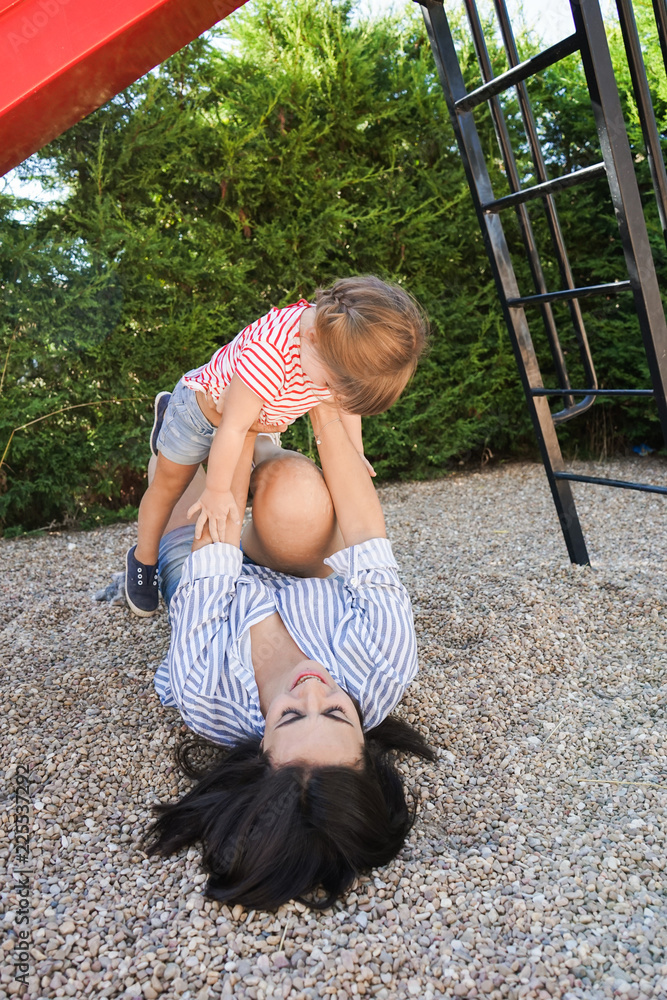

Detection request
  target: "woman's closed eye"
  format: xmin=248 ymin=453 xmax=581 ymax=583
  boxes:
xmin=280 ymin=705 xmax=347 ymax=719
xmin=277 ymin=705 xmax=352 ymax=727
xmin=279 ymin=708 xmax=304 ymax=721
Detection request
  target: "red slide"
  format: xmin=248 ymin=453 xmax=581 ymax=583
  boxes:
xmin=0 ymin=0 xmax=248 ymax=177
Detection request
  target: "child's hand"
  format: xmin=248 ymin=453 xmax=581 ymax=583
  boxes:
xmin=359 ymin=452 xmax=376 ymax=477
xmin=187 ymin=488 xmax=240 ymax=542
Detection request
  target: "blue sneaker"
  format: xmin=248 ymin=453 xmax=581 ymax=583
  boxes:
xmin=150 ymin=391 xmax=172 ymax=457
xmin=125 ymin=546 xmax=159 ymax=617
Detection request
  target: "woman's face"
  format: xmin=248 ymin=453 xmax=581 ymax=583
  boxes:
xmin=262 ymin=662 xmax=364 ymax=767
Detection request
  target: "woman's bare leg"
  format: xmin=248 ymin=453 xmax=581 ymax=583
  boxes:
xmin=242 ymin=449 xmax=343 ymax=578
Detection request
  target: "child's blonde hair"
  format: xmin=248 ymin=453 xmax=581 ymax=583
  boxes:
xmin=314 ymin=276 xmax=428 ymax=416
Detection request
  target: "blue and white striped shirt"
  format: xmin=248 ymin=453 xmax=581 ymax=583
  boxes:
xmin=154 ymin=537 xmax=418 ymax=746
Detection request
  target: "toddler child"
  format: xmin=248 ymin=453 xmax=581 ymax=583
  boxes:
xmin=125 ymin=275 xmax=427 ymax=616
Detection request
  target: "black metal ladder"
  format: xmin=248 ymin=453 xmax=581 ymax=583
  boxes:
xmin=416 ymin=0 xmax=667 ymax=564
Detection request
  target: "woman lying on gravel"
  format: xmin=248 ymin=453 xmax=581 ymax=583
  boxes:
xmin=143 ymin=399 xmax=434 ymax=910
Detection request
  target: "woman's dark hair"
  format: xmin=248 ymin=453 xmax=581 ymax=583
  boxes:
xmin=143 ymin=716 xmax=435 ymax=911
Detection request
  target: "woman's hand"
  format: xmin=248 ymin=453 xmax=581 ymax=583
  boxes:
xmin=187 ymin=487 xmax=240 ymax=542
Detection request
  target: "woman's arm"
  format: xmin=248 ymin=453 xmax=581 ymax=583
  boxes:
xmin=338 ymin=411 xmax=376 ymax=477
xmin=310 ymin=402 xmax=386 ymax=547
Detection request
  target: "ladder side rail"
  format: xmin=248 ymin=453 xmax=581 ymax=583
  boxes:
xmin=462 ymin=0 xmax=576 ymax=410
xmin=493 ymin=0 xmax=600 ymax=417
xmin=616 ymin=0 xmax=667 ymax=244
xmin=571 ymin=0 xmax=667 ymax=444
xmin=651 ymin=0 xmax=667 ymax=86
xmin=417 ymin=0 xmax=590 ymax=565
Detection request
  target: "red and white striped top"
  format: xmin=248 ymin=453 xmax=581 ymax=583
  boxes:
xmin=182 ymin=300 xmax=332 ymax=425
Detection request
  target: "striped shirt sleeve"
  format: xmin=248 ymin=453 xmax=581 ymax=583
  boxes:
xmin=324 ymin=538 xmax=419 ymax=730
xmin=234 ymin=340 xmax=287 ymax=403
xmin=163 ymin=543 xmax=252 ymax=741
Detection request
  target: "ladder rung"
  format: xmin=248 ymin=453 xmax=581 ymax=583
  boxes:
xmin=483 ymin=163 xmax=607 ymax=214
xmin=455 ymin=33 xmax=580 ymax=113
xmin=531 ymin=388 xmax=653 ymax=397
xmin=507 ymin=280 xmax=631 ymax=307
xmin=553 ymin=472 xmax=667 ymax=495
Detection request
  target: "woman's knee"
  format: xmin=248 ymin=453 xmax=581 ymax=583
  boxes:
xmin=251 ymin=453 xmax=330 ymax=517
xmin=247 ymin=452 xmax=339 ymax=574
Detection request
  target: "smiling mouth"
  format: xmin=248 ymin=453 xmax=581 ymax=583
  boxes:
xmin=291 ymin=672 xmax=327 ymax=690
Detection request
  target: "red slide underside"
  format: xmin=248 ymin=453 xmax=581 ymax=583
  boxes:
xmin=0 ymin=0 xmax=248 ymax=177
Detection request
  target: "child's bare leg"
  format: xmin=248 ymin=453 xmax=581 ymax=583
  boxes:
xmin=147 ymin=455 xmax=207 ymax=537
xmin=135 ymin=454 xmax=200 ymax=564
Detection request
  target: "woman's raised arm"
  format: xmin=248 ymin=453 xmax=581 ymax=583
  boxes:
xmin=310 ymin=402 xmax=386 ymax=548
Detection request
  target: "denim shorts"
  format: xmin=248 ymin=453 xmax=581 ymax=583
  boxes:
xmin=158 ymin=524 xmax=258 ymax=608
xmin=156 ymin=378 xmax=216 ymax=465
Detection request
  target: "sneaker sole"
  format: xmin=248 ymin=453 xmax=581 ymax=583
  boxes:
xmin=125 ymin=547 xmax=160 ymax=617
xmin=150 ymin=391 xmax=172 ymax=458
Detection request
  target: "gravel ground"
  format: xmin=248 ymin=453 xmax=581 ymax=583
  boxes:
xmin=2 ymin=456 xmax=666 ymax=1000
